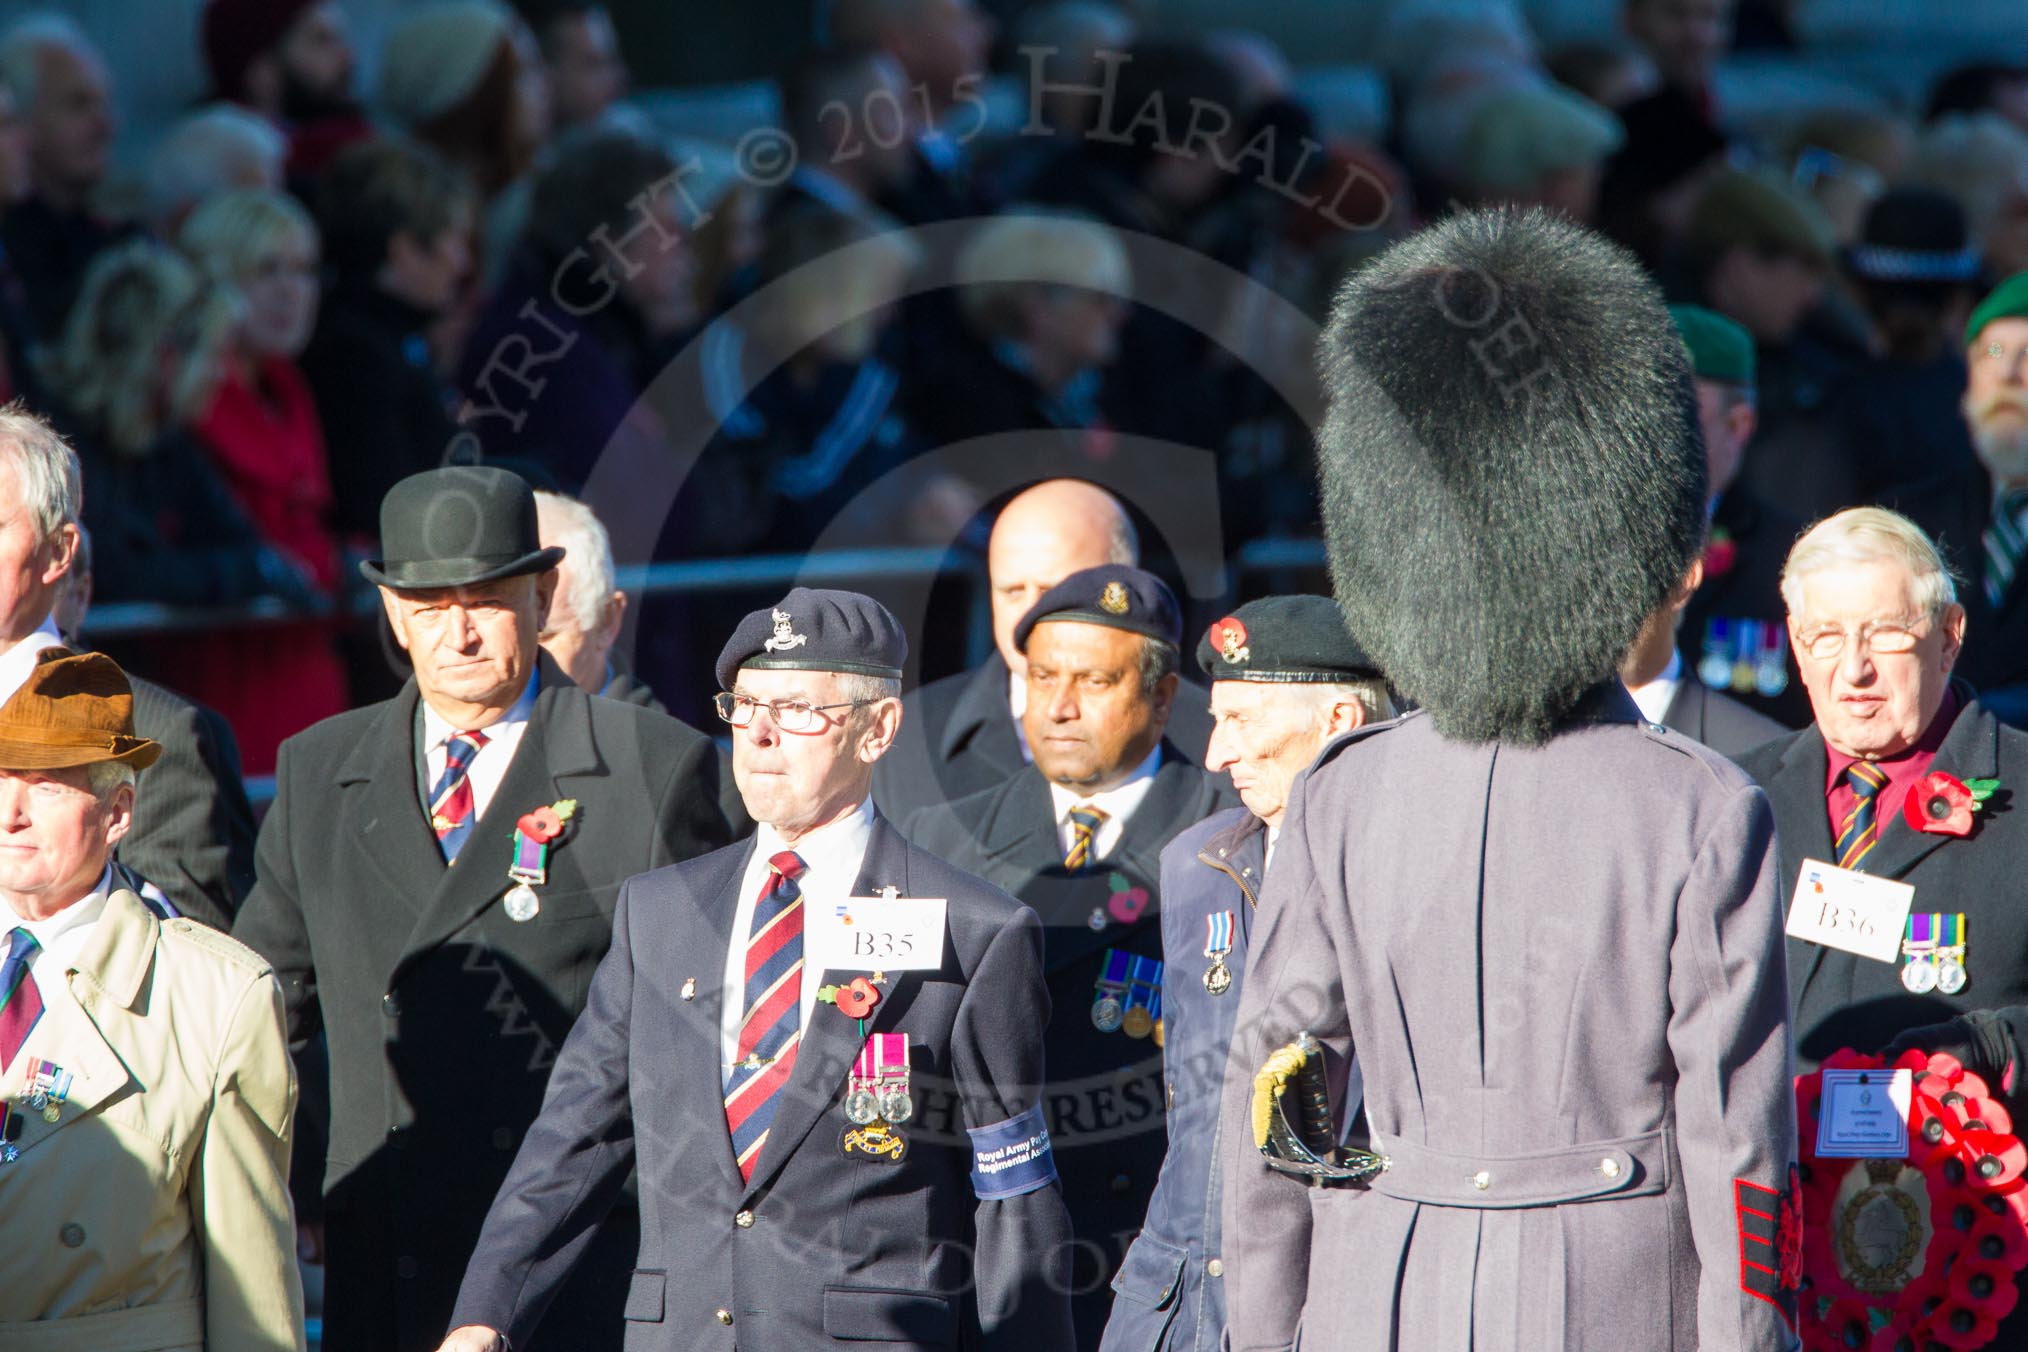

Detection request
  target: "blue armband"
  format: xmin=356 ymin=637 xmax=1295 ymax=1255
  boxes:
xmin=967 ymin=1102 xmax=1057 ymax=1200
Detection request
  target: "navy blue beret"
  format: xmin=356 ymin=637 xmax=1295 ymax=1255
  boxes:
xmin=715 ymin=588 xmax=908 ymax=689
xmin=1013 ymin=564 xmax=1182 ymax=653
xmin=1198 ymin=594 xmax=1381 ymax=683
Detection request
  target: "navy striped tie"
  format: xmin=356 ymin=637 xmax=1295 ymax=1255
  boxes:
xmin=724 ymin=851 xmax=807 ymax=1182
xmin=1836 ymin=762 xmax=1890 ymax=871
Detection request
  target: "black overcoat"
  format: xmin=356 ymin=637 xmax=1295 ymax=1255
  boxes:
xmin=233 ymin=659 xmax=730 ymax=1352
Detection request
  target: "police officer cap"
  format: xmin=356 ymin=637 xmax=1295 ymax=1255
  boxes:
xmin=1013 ymin=564 xmax=1181 ymax=653
xmin=716 ymin=587 xmax=908 ymax=689
xmin=1197 ymin=594 xmax=1380 ymax=684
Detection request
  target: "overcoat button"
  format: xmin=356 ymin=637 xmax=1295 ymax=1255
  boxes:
xmin=1206 ymin=1258 xmax=1225 ymax=1278
xmin=1472 ymin=1171 xmax=1491 ymax=1191
xmin=396 ymin=1256 xmax=419 ymax=1278
xmin=382 ymin=993 xmax=400 ymax=1017
xmin=734 ymin=1210 xmax=754 ymax=1228
xmin=59 ymin=1222 xmax=85 ymax=1248
xmin=1600 ymin=1157 xmax=1621 ymax=1179
xmin=1110 ymin=1173 xmax=1132 ymax=1193
xmin=715 ymin=1309 xmax=734 ymax=1325
xmin=493 ymin=1128 xmax=515 ymax=1150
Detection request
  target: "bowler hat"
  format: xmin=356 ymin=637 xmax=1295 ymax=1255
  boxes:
xmin=0 ymin=649 xmax=161 ymax=771
xmin=360 ymin=466 xmax=564 ymax=590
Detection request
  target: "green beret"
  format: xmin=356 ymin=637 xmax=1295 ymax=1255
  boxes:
xmin=1458 ymin=83 xmax=1623 ymax=193
xmin=1966 ymin=270 xmax=2028 ymax=348
xmin=1668 ymin=304 xmax=1756 ymax=386
xmin=1687 ymin=168 xmax=1835 ymax=270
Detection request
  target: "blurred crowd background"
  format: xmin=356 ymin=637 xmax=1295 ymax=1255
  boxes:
xmin=0 ymin=0 xmax=2025 ymax=786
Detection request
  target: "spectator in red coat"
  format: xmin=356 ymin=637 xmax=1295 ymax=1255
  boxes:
xmin=177 ymin=187 xmax=347 ymax=772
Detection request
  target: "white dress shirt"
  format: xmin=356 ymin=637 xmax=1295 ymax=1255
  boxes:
xmin=6 ymin=866 xmax=114 ymax=1070
xmin=1049 ymin=745 xmax=1163 ymax=863
xmin=1008 ymin=671 xmax=1033 ymax=762
xmin=0 ymin=617 xmax=66 ymax=704
xmin=1626 ymin=649 xmax=1683 ymax=728
xmin=420 ymin=670 xmax=538 ymax=825
xmin=719 ymin=797 xmax=876 ymax=1077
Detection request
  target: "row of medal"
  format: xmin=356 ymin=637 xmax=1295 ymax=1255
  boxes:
xmin=841 ymin=1033 xmax=911 ymax=1163
xmin=1696 ymin=617 xmax=1791 ymax=698
xmin=1900 ymin=912 xmax=1969 ymax=995
xmin=0 ymin=1060 xmax=73 ymax=1163
xmin=1093 ymin=951 xmax=1164 ymax=1039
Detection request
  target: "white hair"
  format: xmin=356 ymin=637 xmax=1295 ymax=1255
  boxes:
xmin=956 ymin=208 xmax=1130 ymax=341
xmin=1308 ymin=677 xmax=1397 ymax=724
xmin=87 ymin=759 xmax=135 ymax=799
xmin=533 ymin=491 xmax=617 ymax=634
xmin=831 ymin=672 xmax=903 ymax=705
xmin=0 ymin=13 xmax=97 ymax=111
xmin=1780 ymin=507 xmax=1959 ymax=621
xmin=148 ymin=107 xmax=287 ymax=231
xmin=0 ymin=402 xmax=81 ymax=539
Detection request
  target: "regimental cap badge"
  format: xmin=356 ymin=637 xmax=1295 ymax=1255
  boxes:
xmin=763 ymin=607 xmax=808 ymax=652
xmin=1209 ymin=616 xmax=1250 ymax=664
xmin=1099 ymin=581 xmax=1130 ymax=615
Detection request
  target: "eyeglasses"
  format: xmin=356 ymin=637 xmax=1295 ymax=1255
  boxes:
xmin=1793 ymin=620 xmax=1926 ymax=662
xmin=713 ymin=691 xmax=874 ymax=734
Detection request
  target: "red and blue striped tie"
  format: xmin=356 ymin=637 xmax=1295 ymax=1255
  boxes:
xmin=0 ymin=927 xmax=42 ymax=1072
xmin=724 ymin=851 xmax=807 ymax=1182
xmin=428 ymin=729 xmax=489 ymax=862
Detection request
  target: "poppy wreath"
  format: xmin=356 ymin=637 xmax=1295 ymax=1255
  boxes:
xmin=1795 ymin=1049 xmax=2028 ymax=1351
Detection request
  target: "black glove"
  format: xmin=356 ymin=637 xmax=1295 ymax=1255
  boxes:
xmin=1882 ymin=1008 xmax=2016 ymax=1088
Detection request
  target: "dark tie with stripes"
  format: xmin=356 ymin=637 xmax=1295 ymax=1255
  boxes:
xmin=1064 ymin=804 xmax=1108 ymax=872
xmin=1836 ymin=762 xmax=1890 ymax=871
xmin=724 ymin=850 xmax=808 ymax=1182
xmin=428 ymin=729 xmax=489 ymax=862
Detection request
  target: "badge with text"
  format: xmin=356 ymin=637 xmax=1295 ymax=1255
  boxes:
xmin=1784 ymin=860 xmax=1916 ymax=964
xmin=808 ymin=890 xmax=946 ymax=973
xmin=1814 ymin=1067 xmax=1913 ymax=1159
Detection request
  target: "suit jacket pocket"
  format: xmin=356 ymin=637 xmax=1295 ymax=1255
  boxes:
xmin=821 ymin=1285 xmax=957 ymax=1343
xmin=624 ymin=1269 xmax=665 ymax=1322
xmin=1110 ymin=1232 xmax=1187 ymax=1310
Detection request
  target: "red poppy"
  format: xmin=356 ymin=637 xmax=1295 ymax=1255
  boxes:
xmin=1704 ymin=531 xmax=1738 ymax=580
xmin=836 ymin=977 xmax=880 ymax=1019
xmin=1207 ymin=617 xmax=1248 ymax=663
xmin=1950 ymin=1256 xmax=2023 ymax=1322
xmin=1905 ymin=772 xmax=1976 ymax=837
xmin=1926 ymin=1299 xmax=2000 ymax=1349
xmin=518 ymin=805 xmax=565 ymax=843
xmin=1959 ymin=1130 xmax=2028 ymax=1189
xmin=1777 ymin=1167 xmax=1805 ymax=1290
xmin=1108 ymin=887 xmax=1149 ymax=924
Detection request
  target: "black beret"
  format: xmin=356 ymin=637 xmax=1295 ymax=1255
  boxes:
xmin=715 ymin=588 xmax=908 ymax=689
xmin=1012 ymin=564 xmax=1182 ymax=653
xmin=1197 ymin=595 xmax=1380 ymax=683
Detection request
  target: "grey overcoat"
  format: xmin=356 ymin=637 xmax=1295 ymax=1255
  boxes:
xmin=1220 ymin=692 xmax=1800 ymax=1352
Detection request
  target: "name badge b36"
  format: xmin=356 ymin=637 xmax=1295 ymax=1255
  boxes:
xmin=1784 ymin=859 xmax=1915 ymax=964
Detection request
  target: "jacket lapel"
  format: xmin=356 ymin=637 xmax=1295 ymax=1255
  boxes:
xmin=1860 ymin=693 xmax=1999 ymax=883
xmin=395 ymin=672 xmax=602 ymax=983
xmin=938 ymin=657 xmax=1022 ymax=771
xmin=1663 ymin=678 xmax=1707 ymax=744
xmin=337 ymin=682 xmax=448 ymax=920
xmin=9 ymin=891 xmax=153 ymax=1157
xmin=1765 ymin=728 xmax=1836 ymax=1007
xmin=743 ymin=817 xmax=920 ymax=1199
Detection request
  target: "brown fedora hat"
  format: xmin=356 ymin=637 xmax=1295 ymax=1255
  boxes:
xmin=0 ymin=648 xmax=162 ymax=771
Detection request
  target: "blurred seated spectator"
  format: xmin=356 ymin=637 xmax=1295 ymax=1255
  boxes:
xmin=0 ymin=79 xmax=42 ymax=410
xmin=1545 ymin=38 xmax=1659 ymax=110
xmin=766 ymin=50 xmax=917 ymax=234
xmin=677 ymin=203 xmax=931 ymax=557
xmin=0 ymin=14 xmax=129 ymax=343
xmin=1596 ymin=84 xmax=1727 ymax=271
xmin=1820 ymin=189 xmax=1984 ymax=505
xmin=457 ymin=126 xmax=695 ymax=494
xmin=533 ymin=488 xmax=646 ymax=703
xmin=299 ymin=136 xmax=473 ymax=544
xmin=831 ymin=0 xmax=994 ymax=223
xmin=41 ymin=241 xmax=302 ymax=608
xmin=1904 ymin=113 xmax=2028 ymax=287
xmin=201 ymin=0 xmax=372 ymax=186
xmin=1926 ymin=63 xmax=2028 ymax=134
xmin=1621 ymin=0 xmax=1732 ymax=114
xmin=144 ymin=104 xmax=284 ymax=239
xmin=526 ymin=0 xmax=627 ymax=132
xmin=975 ymin=0 xmax=1136 ymax=205
xmin=1785 ymin=108 xmax=1909 ymax=249
xmin=1454 ymin=80 xmax=1621 ymax=223
xmin=907 ymin=208 xmax=1125 ymax=465
xmin=376 ymin=0 xmax=550 ymax=271
xmin=178 ymin=187 xmax=348 ymax=770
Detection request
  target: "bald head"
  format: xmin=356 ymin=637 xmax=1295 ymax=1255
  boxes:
xmin=987 ymin=479 xmax=1138 ymax=674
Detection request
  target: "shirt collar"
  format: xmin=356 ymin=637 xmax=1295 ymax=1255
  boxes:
xmin=421 ymin=667 xmax=539 ymax=750
xmin=1625 ymin=649 xmax=1683 ymax=726
xmin=10 ymin=864 xmax=114 ymax=950
xmin=755 ymin=796 xmax=875 ymax=883
xmin=1048 ymin=743 xmax=1164 ymax=826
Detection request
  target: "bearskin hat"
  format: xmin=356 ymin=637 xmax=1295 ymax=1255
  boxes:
xmin=1315 ymin=208 xmax=1705 ymax=744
